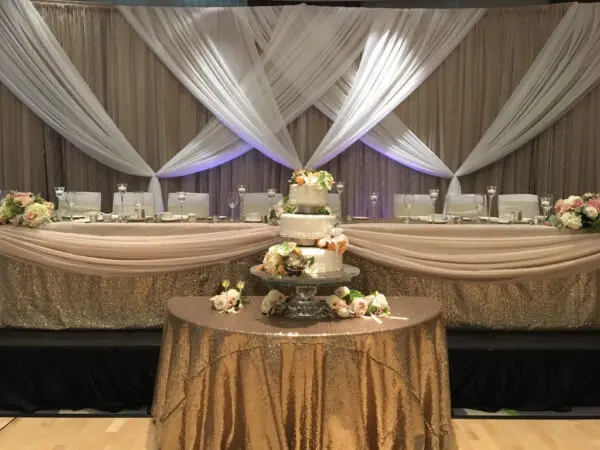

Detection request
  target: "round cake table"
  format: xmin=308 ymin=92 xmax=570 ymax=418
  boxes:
xmin=153 ymin=296 xmax=456 ymax=450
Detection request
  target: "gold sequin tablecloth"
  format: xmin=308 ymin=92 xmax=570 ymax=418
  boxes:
xmin=153 ymin=296 xmax=455 ymax=450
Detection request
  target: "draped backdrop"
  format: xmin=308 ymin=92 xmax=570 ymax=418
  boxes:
xmin=1 ymin=1 xmax=600 ymax=216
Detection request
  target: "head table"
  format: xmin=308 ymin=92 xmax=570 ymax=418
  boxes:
xmin=153 ymin=296 xmax=456 ymax=450
xmin=0 ymin=221 xmax=598 ymax=330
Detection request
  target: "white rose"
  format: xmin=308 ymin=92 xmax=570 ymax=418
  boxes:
xmin=370 ymin=292 xmax=389 ymax=310
xmin=325 ymin=295 xmax=343 ymax=309
xmin=584 ymin=206 xmax=599 ymax=219
xmin=261 ymin=290 xmax=286 ymax=314
xmin=308 ymin=174 xmax=319 ymax=184
xmin=349 ymin=297 xmax=368 ymax=317
xmin=226 ymin=289 xmax=240 ymax=307
xmin=210 ymin=294 xmax=228 ymax=311
xmin=560 ymin=212 xmax=582 ymax=230
xmin=334 ymin=286 xmax=350 ymax=299
xmin=336 ymin=306 xmax=351 ymax=318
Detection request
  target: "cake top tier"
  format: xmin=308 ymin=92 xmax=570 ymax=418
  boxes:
xmin=288 ymin=169 xmax=334 ymax=193
xmin=288 ymin=169 xmax=334 ymax=209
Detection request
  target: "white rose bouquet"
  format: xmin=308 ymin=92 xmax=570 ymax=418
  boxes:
xmin=210 ymin=279 xmax=247 ymax=314
xmin=261 ymin=289 xmax=287 ymax=315
xmin=324 ymin=287 xmax=391 ymax=319
xmin=551 ymin=193 xmax=600 ymax=231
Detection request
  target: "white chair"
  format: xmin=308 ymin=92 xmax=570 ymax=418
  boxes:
xmin=112 ymin=192 xmax=155 ymax=217
xmin=445 ymin=194 xmax=486 ymax=218
xmin=242 ymin=193 xmax=282 ymax=218
xmin=498 ymin=194 xmax=539 ymax=219
xmin=59 ymin=191 xmax=101 ymax=215
xmin=167 ymin=192 xmax=210 ymax=218
xmin=327 ymin=193 xmax=341 ymax=217
xmin=393 ymin=194 xmax=434 ymax=217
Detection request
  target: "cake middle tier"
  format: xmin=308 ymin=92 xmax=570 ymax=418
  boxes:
xmin=279 ymin=213 xmax=335 ymax=240
xmin=300 ymin=247 xmax=343 ymax=273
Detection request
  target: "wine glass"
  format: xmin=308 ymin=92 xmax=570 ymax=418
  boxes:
xmin=403 ymin=193 xmax=415 ymax=223
xmin=428 ymin=189 xmax=439 ymax=223
xmin=65 ymin=191 xmax=77 ymax=221
xmin=486 ymin=185 xmax=497 ymax=218
xmin=473 ymin=194 xmax=485 ymax=223
xmin=336 ymin=182 xmax=345 ymax=219
xmin=267 ymin=188 xmax=277 ymax=209
xmin=369 ymin=192 xmax=379 ymax=220
xmin=177 ymin=192 xmax=186 ymax=222
xmin=228 ymin=191 xmax=239 ymax=221
xmin=117 ymin=183 xmax=127 ymax=218
xmin=540 ymin=194 xmax=553 ymax=218
xmin=237 ymin=185 xmax=247 ymax=220
xmin=54 ymin=186 xmax=65 ymax=220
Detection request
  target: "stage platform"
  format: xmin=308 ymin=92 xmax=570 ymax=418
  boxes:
xmin=2 ymin=329 xmax=600 ymax=415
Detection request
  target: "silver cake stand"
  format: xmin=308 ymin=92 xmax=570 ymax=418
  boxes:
xmin=251 ymin=264 xmax=360 ymax=319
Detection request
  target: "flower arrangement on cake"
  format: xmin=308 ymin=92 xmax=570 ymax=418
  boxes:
xmin=550 ymin=193 xmax=600 ymax=231
xmin=289 ymin=169 xmax=334 ymax=192
xmin=259 ymin=242 xmax=316 ymax=277
xmin=0 ymin=192 xmax=54 ymax=228
xmin=210 ymin=279 xmax=247 ymax=314
xmin=317 ymin=227 xmax=348 ymax=255
xmin=261 ymin=286 xmax=391 ymax=319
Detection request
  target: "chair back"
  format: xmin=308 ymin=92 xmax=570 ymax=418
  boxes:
xmin=445 ymin=194 xmax=486 ymax=217
xmin=113 ymin=192 xmax=156 ymax=217
xmin=498 ymin=194 xmax=539 ymax=219
xmin=327 ymin=194 xmax=341 ymax=217
xmin=168 ymin=193 xmax=210 ymax=217
xmin=393 ymin=194 xmax=434 ymax=216
xmin=60 ymin=191 xmax=101 ymax=214
xmin=242 ymin=193 xmax=283 ymax=218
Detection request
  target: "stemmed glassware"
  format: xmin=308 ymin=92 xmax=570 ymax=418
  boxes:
xmin=117 ymin=183 xmax=127 ymax=219
xmin=473 ymin=194 xmax=485 ymax=223
xmin=336 ymin=182 xmax=345 ymax=219
xmin=267 ymin=188 xmax=277 ymax=209
xmin=428 ymin=189 xmax=439 ymax=223
xmin=228 ymin=191 xmax=239 ymax=221
xmin=54 ymin=186 xmax=65 ymax=220
xmin=177 ymin=192 xmax=186 ymax=222
xmin=237 ymin=185 xmax=247 ymax=221
xmin=403 ymin=193 xmax=415 ymax=223
xmin=540 ymin=194 xmax=553 ymax=218
xmin=369 ymin=192 xmax=379 ymax=220
xmin=486 ymin=185 xmax=497 ymax=218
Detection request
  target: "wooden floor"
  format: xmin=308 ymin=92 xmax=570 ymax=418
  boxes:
xmin=0 ymin=417 xmax=599 ymax=449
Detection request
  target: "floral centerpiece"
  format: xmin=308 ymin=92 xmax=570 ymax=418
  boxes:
xmin=210 ymin=280 xmax=247 ymax=314
xmin=551 ymin=193 xmax=600 ymax=231
xmin=289 ymin=169 xmax=334 ymax=192
xmin=0 ymin=192 xmax=54 ymax=228
xmin=259 ymin=242 xmax=315 ymax=277
xmin=261 ymin=286 xmax=391 ymax=319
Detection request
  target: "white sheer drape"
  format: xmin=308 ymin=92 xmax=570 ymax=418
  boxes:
xmin=155 ymin=5 xmax=371 ymax=177
xmin=307 ymin=8 xmax=484 ymax=168
xmin=119 ymin=6 xmax=301 ymax=170
xmin=449 ymin=3 xmax=600 ymax=194
xmin=0 ymin=0 xmax=154 ymax=179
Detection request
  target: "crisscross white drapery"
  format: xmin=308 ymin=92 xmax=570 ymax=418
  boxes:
xmin=449 ymin=3 xmax=600 ymax=194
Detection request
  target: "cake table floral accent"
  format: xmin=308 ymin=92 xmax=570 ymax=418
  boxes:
xmin=209 ymin=279 xmax=247 ymax=314
xmin=0 ymin=192 xmax=54 ymax=228
xmin=551 ymin=193 xmax=600 ymax=231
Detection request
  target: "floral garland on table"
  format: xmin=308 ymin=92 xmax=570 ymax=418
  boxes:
xmin=0 ymin=192 xmax=54 ymax=228
xmin=259 ymin=242 xmax=316 ymax=277
xmin=551 ymin=193 xmax=600 ymax=231
xmin=261 ymin=286 xmax=391 ymax=319
xmin=209 ymin=280 xmax=247 ymax=314
xmin=288 ymin=169 xmax=334 ymax=192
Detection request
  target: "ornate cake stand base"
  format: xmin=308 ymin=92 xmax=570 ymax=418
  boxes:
xmin=284 ymin=286 xmax=331 ymax=319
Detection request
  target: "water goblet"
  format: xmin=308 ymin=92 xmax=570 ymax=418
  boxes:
xmin=540 ymin=194 xmax=553 ymax=218
xmin=335 ymin=182 xmax=345 ymax=218
xmin=403 ymin=193 xmax=415 ymax=223
xmin=428 ymin=189 xmax=439 ymax=223
xmin=486 ymin=185 xmax=497 ymax=218
xmin=237 ymin=185 xmax=247 ymax=220
xmin=54 ymin=186 xmax=65 ymax=220
xmin=267 ymin=188 xmax=277 ymax=209
xmin=370 ymin=192 xmax=379 ymax=220
xmin=227 ymin=192 xmax=239 ymax=221
xmin=177 ymin=192 xmax=186 ymax=222
xmin=117 ymin=183 xmax=127 ymax=219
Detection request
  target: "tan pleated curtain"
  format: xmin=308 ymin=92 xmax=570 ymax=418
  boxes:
xmin=1 ymin=3 xmax=598 ymax=216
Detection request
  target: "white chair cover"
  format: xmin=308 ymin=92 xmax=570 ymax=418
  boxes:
xmin=498 ymin=194 xmax=539 ymax=219
xmin=112 ymin=192 xmax=155 ymax=217
xmin=242 ymin=193 xmax=283 ymax=218
xmin=59 ymin=191 xmax=101 ymax=214
xmin=445 ymin=194 xmax=486 ymax=217
xmin=167 ymin=192 xmax=210 ymax=217
xmin=327 ymin=194 xmax=341 ymax=217
xmin=393 ymin=194 xmax=434 ymax=216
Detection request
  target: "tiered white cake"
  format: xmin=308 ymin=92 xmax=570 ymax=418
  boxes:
xmin=280 ymin=178 xmax=346 ymax=273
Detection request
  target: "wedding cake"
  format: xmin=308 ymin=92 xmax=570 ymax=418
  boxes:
xmin=261 ymin=170 xmax=347 ymax=276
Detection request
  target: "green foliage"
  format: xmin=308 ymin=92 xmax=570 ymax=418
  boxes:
xmin=346 ymin=289 xmax=364 ymax=303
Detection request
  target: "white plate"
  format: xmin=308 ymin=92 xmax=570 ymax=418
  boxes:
xmin=352 ymin=216 xmax=370 ymax=220
xmin=218 ymin=216 xmax=229 ymax=220
xmin=160 ymin=217 xmax=178 ymax=222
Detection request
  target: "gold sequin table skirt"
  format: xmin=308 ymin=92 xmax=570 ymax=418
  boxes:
xmin=153 ymin=296 xmax=456 ymax=450
xmin=1 ymin=255 xmax=599 ymax=330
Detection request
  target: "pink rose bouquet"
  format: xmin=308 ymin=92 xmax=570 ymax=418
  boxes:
xmin=551 ymin=193 xmax=600 ymax=231
xmin=0 ymin=191 xmax=54 ymax=228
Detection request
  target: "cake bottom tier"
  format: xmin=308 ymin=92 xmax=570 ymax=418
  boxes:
xmin=299 ymin=247 xmax=342 ymax=273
